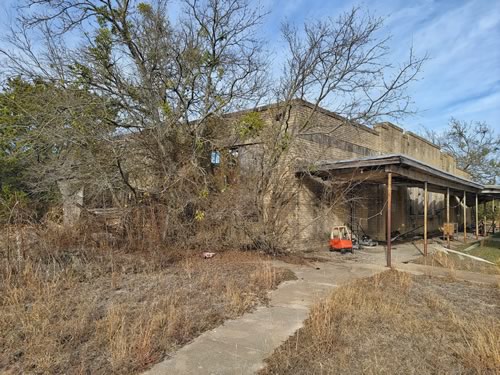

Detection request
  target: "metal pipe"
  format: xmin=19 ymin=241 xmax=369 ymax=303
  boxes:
xmin=484 ymin=200 xmax=486 ymax=236
xmin=463 ymin=191 xmax=467 ymax=243
xmin=387 ymin=172 xmax=392 ymax=268
xmin=446 ymin=188 xmax=450 ymax=249
xmin=475 ymin=194 xmax=479 ymax=240
xmin=424 ymin=181 xmax=428 ymax=257
xmin=493 ymin=199 xmax=496 ymax=234
xmin=391 ymin=224 xmax=424 ymax=241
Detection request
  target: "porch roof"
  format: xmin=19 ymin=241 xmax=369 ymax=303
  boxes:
xmin=297 ymin=154 xmax=488 ymax=198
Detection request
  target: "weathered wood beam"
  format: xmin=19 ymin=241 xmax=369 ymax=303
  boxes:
xmin=384 ymin=165 xmax=479 ymax=194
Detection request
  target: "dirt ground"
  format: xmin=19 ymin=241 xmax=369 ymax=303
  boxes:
xmin=260 ymin=270 xmax=500 ymax=375
xmin=0 ymin=245 xmax=294 ymax=375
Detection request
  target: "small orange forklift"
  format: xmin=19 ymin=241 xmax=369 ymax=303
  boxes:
xmin=329 ymin=225 xmax=354 ymax=254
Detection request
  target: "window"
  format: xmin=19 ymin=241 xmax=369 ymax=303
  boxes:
xmin=211 ymin=150 xmax=221 ymax=165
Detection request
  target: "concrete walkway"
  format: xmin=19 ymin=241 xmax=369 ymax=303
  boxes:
xmin=143 ymin=261 xmax=385 ymax=375
xmin=144 ymin=243 xmax=499 ymax=375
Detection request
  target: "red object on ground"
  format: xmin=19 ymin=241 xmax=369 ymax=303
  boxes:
xmin=329 ymin=226 xmax=353 ymax=253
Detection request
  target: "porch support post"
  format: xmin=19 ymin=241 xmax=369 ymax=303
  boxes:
xmin=475 ymin=194 xmax=479 ymax=240
xmin=493 ymin=200 xmax=496 ymax=234
xmin=386 ymin=172 xmax=392 ymax=268
xmin=483 ymin=201 xmax=487 ymax=236
xmin=446 ymin=188 xmax=450 ymax=249
xmin=424 ymin=181 xmax=428 ymax=257
xmin=463 ymin=191 xmax=467 ymax=243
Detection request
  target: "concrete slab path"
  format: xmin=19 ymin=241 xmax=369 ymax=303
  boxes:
xmin=144 ymin=243 xmax=498 ymax=375
xmin=143 ymin=261 xmax=385 ymax=375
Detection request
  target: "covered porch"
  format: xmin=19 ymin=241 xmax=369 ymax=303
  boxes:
xmin=299 ymin=154 xmax=498 ymax=267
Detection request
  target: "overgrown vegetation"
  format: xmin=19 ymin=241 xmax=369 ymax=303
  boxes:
xmin=0 ymin=0 xmax=424 ymax=253
xmin=0 ymin=1 xmax=496 ymax=374
xmin=0 ymin=224 xmax=294 ymax=374
xmin=261 ymin=270 xmax=500 ymax=374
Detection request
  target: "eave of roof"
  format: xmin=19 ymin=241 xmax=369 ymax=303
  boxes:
xmin=481 ymin=185 xmax=500 ymax=198
xmin=298 ymin=153 xmax=484 ymax=191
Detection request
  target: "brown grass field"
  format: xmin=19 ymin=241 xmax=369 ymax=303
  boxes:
xmin=0 ymin=226 xmax=294 ymax=374
xmin=261 ymin=270 xmax=500 ymax=375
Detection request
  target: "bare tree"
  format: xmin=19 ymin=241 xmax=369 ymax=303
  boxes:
xmin=278 ymin=8 xmax=425 ymax=126
xmin=246 ymin=7 xmax=426 ymax=251
xmin=423 ymin=118 xmax=500 ymax=184
xmin=1 ymin=2 xmax=425 ymax=252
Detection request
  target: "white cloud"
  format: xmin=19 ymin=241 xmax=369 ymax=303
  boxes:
xmin=0 ymin=0 xmax=497 ymax=131
xmin=383 ymin=0 xmax=500 ymax=130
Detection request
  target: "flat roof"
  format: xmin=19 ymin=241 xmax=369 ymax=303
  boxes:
xmin=298 ymin=154 xmax=485 ymax=194
xmin=481 ymin=185 xmax=500 ymax=199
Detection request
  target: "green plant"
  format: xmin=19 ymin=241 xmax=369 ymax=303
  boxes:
xmin=238 ymin=112 xmax=265 ymax=139
xmin=0 ymin=185 xmax=30 ymax=223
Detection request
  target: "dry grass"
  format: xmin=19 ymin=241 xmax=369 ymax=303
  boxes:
xmin=260 ymin=270 xmax=500 ymax=375
xmin=468 ymin=246 xmax=500 ymax=264
xmin=414 ymin=251 xmax=500 ymax=275
xmin=0 ymin=225 xmax=295 ymax=374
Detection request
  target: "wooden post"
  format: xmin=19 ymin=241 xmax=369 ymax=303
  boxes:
xmin=463 ymin=191 xmax=467 ymax=243
xmin=446 ymin=188 xmax=450 ymax=249
xmin=386 ymin=172 xmax=392 ymax=268
xmin=424 ymin=182 xmax=428 ymax=257
xmin=493 ymin=199 xmax=496 ymax=234
xmin=483 ymin=201 xmax=487 ymax=236
xmin=475 ymin=194 xmax=479 ymax=240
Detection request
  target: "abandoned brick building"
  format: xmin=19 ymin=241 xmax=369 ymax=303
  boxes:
xmin=60 ymin=99 xmax=498 ymax=261
xmin=217 ymin=99 xmax=497 ymax=253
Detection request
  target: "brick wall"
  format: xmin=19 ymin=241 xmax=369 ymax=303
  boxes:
xmin=233 ymin=100 xmax=475 ymax=247
xmin=283 ymin=102 xmax=473 ymax=246
xmin=373 ymin=122 xmax=470 ymax=177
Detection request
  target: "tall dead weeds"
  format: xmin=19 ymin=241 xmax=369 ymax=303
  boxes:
xmin=0 ymin=224 xmax=294 ymax=374
xmin=261 ymin=270 xmax=500 ymax=375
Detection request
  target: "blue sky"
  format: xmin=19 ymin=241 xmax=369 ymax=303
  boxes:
xmin=260 ymin=0 xmax=500 ymax=133
xmin=1 ymin=0 xmax=499 ymax=133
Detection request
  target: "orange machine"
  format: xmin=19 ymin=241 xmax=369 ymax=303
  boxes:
xmin=329 ymin=226 xmax=353 ymax=254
